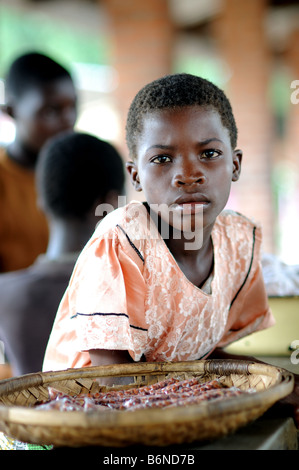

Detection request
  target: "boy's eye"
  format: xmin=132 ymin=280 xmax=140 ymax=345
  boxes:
xmin=201 ymin=149 xmax=221 ymax=159
xmin=152 ymin=155 xmax=171 ymax=164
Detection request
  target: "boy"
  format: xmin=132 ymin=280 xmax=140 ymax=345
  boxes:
xmin=0 ymin=52 xmax=77 ymax=272
xmin=43 ymin=74 xmax=299 ymax=424
xmin=0 ymin=131 xmax=124 ymax=376
xmin=43 ymin=73 xmax=274 ymax=372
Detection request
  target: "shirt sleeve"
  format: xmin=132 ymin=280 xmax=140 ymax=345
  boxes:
xmin=69 ymin=226 xmax=148 ymax=361
xmin=217 ymin=224 xmax=275 ymax=348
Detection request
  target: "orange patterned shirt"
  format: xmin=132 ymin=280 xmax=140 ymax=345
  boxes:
xmin=43 ymin=201 xmax=274 ymax=371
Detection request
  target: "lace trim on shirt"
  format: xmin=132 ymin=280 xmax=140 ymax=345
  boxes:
xmin=74 ymin=312 xmax=148 ymax=331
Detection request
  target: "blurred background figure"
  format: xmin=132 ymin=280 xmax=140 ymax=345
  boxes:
xmin=0 ymin=52 xmax=77 ymax=273
xmin=0 ymin=131 xmax=125 ymax=377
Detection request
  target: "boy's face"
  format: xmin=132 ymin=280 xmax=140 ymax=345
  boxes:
xmin=11 ymin=77 xmax=77 ymax=153
xmin=127 ymin=106 xmax=242 ymax=234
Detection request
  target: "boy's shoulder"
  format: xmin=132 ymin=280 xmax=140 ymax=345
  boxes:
xmin=94 ymin=200 xmax=148 ymax=237
xmin=217 ymin=209 xmax=258 ymax=225
xmin=0 ymin=147 xmax=8 ymax=170
xmin=215 ymin=209 xmax=261 ymax=238
xmin=0 ymin=147 xmax=9 ymax=193
xmin=0 ymin=146 xmax=30 ymax=180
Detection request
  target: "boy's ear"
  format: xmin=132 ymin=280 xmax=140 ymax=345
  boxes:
xmin=232 ymin=149 xmax=242 ymax=182
xmin=126 ymin=161 xmax=142 ymax=192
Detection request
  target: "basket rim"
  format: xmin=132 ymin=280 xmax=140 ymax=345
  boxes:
xmin=0 ymin=360 xmax=294 ymax=429
xmin=0 ymin=358 xmax=290 ymax=391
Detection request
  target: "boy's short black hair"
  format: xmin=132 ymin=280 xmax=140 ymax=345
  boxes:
xmin=36 ymin=131 xmax=125 ymax=219
xmin=5 ymin=52 xmax=73 ymax=102
xmin=126 ymin=73 xmax=238 ymax=158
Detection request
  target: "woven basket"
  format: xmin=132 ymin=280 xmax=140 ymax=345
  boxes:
xmin=0 ymin=360 xmax=294 ymax=447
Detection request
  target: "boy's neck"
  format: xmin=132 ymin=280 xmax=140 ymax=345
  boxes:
xmin=164 ymin=225 xmax=215 ymax=289
xmin=144 ymin=202 xmax=215 ymax=287
xmin=7 ymin=141 xmax=38 ymax=169
xmin=45 ymin=218 xmax=96 ymax=260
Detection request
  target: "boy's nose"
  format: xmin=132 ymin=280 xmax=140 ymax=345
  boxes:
xmin=173 ymin=174 xmax=206 ymax=187
xmin=173 ymin=161 xmax=207 ymax=187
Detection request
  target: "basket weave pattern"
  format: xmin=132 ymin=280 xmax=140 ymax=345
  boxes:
xmin=0 ymin=360 xmax=294 ymax=447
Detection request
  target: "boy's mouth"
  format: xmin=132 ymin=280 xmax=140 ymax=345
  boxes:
xmin=171 ymin=195 xmax=210 ymax=214
xmin=175 ymin=202 xmax=207 ymax=214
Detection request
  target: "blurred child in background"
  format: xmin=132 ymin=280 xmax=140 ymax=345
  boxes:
xmin=0 ymin=52 xmax=77 ymax=272
xmin=0 ymin=131 xmax=125 ymax=376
